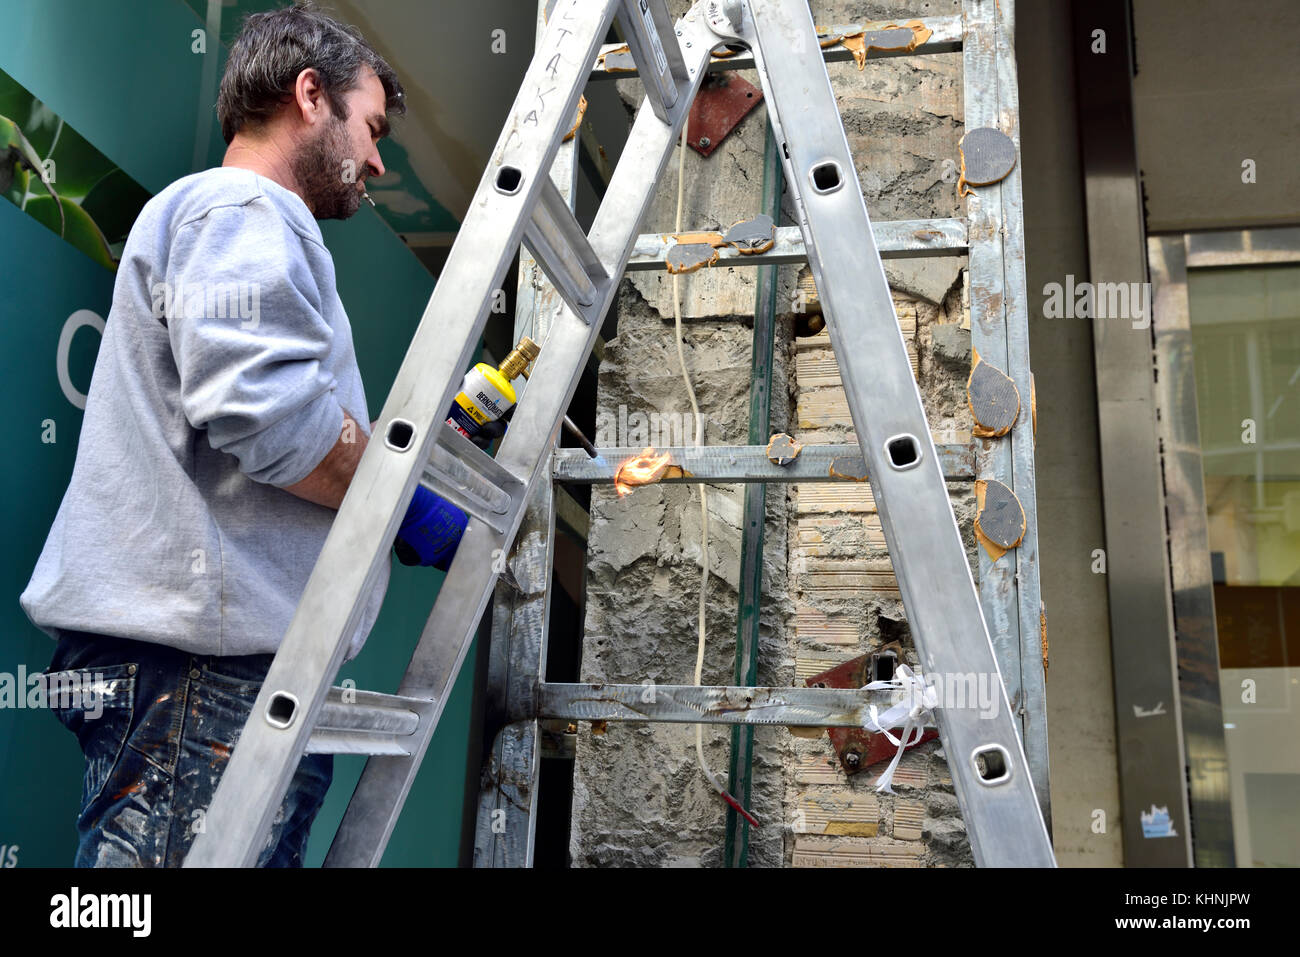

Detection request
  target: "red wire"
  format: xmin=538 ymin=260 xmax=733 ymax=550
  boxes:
xmin=720 ymin=789 xmax=761 ymax=828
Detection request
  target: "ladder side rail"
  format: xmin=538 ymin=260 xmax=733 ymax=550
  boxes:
xmin=183 ymin=0 xmax=621 ymax=868
xmin=741 ymin=0 xmax=1054 ymax=867
xmin=614 ymin=0 xmax=690 ymax=122
xmin=325 ymin=11 xmax=719 ymax=868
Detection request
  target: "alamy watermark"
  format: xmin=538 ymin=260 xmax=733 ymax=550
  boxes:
xmin=879 ymin=669 xmax=1003 ymax=720
xmin=150 ymin=280 xmax=261 ymax=329
xmin=1042 ymin=275 xmax=1151 ymax=329
xmin=0 ymin=666 xmax=112 ymax=719
xmin=50 ymin=887 xmax=151 ymax=937
xmin=595 ymin=403 xmax=703 ymax=448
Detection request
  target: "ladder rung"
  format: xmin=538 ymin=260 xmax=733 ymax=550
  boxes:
xmin=592 ymin=14 xmax=964 ymax=81
xmin=306 ymin=731 xmax=412 ymax=756
xmin=627 ymin=218 xmax=966 ymax=270
xmin=613 ymin=0 xmax=689 ymax=122
xmin=552 ymin=443 xmax=976 ymax=484
xmin=304 ymin=686 xmax=433 ymax=755
xmin=523 ymin=177 xmax=609 ymax=318
xmin=539 ymin=682 xmax=915 ymax=726
xmin=421 ymin=423 xmax=527 ymax=533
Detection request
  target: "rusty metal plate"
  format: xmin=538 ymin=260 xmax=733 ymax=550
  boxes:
xmin=686 ymin=74 xmax=763 ymax=157
xmin=805 ymin=654 xmax=938 ymax=776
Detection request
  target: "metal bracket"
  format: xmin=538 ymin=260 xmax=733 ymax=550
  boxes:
xmin=805 ymin=652 xmax=938 ymax=775
xmin=686 ymin=72 xmax=763 ymax=156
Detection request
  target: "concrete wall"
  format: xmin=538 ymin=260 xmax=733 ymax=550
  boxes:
xmin=1132 ymin=0 xmax=1300 ymax=232
xmin=1018 ymin=0 xmax=1123 ymax=866
xmin=569 ymin=0 xmax=987 ymax=867
xmin=568 ymin=0 xmax=795 ymax=863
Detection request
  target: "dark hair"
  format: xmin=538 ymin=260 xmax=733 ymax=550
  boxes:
xmin=216 ymin=0 xmax=405 ymax=145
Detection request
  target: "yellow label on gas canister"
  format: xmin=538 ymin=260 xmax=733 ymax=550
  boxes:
xmin=446 ymin=363 xmax=518 ymax=439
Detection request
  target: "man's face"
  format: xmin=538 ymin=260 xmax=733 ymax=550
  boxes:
xmin=293 ymin=67 xmax=390 ymax=220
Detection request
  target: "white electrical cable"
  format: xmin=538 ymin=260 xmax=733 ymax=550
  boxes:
xmin=670 ymin=132 xmax=725 ymax=795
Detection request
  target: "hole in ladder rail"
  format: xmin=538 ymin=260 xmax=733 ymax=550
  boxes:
xmin=495 ymin=166 xmax=523 ymax=195
xmin=810 ymin=161 xmax=842 ymax=194
xmin=885 ymin=434 xmax=921 ymax=470
xmin=267 ymin=692 xmax=299 ymax=729
xmin=972 ymin=744 xmax=1012 ymax=785
xmin=386 ymin=419 xmax=415 ymax=452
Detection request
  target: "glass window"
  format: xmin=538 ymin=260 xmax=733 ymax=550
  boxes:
xmin=1190 ymin=262 xmax=1300 ymax=867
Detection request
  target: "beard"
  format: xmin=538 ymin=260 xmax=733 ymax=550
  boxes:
xmin=293 ymin=116 xmax=365 ymax=220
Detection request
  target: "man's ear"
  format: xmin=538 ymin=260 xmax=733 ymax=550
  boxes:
xmin=292 ymin=67 xmax=328 ymax=127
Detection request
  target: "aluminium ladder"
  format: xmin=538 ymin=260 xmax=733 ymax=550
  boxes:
xmin=186 ymin=0 xmax=1054 ymax=869
xmin=476 ymin=0 xmax=1049 ymax=869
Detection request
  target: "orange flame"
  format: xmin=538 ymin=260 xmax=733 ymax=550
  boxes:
xmin=614 ymin=446 xmax=674 ymax=497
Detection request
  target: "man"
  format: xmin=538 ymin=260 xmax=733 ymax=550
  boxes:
xmin=20 ymin=1 xmax=460 ymax=867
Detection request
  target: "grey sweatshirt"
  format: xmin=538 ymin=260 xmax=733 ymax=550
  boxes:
xmin=20 ymin=166 xmax=390 ymax=660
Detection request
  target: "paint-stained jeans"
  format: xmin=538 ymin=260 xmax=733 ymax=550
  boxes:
xmin=44 ymin=629 xmax=332 ymax=868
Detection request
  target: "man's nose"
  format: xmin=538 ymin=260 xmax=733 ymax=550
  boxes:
xmin=366 ymin=149 xmax=386 ymax=180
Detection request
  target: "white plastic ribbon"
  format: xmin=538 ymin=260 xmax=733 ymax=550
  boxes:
xmin=859 ymin=664 xmax=939 ymax=794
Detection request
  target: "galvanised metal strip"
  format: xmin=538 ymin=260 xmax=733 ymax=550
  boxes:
xmin=624 ymin=218 xmax=968 ymax=270
xmin=553 ymin=443 xmax=977 ymax=483
xmin=323 ymin=4 xmax=720 ymax=868
xmin=185 ymin=0 xmax=623 ymax=869
xmin=725 ymin=118 xmax=782 ymax=869
xmin=737 ymin=0 xmax=1053 ymax=866
xmin=540 ymin=683 xmax=902 ymax=726
xmin=962 ymin=0 xmax=1049 ymax=829
xmin=960 ymin=0 xmax=1026 ymax=804
xmin=475 ymin=0 xmax=580 ymax=866
xmin=988 ymin=0 xmax=1050 ymax=830
xmin=590 ymin=14 xmax=964 ymax=79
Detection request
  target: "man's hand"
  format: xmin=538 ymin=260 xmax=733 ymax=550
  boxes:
xmin=469 ymin=416 xmax=506 ymax=450
xmin=395 ymin=486 xmax=467 ymax=569
xmin=468 ymin=404 xmax=512 ymax=451
xmin=284 ymin=412 xmax=470 ymax=569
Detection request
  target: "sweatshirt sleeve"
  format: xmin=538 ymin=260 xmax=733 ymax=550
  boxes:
xmin=164 ymin=197 xmax=343 ymax=487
